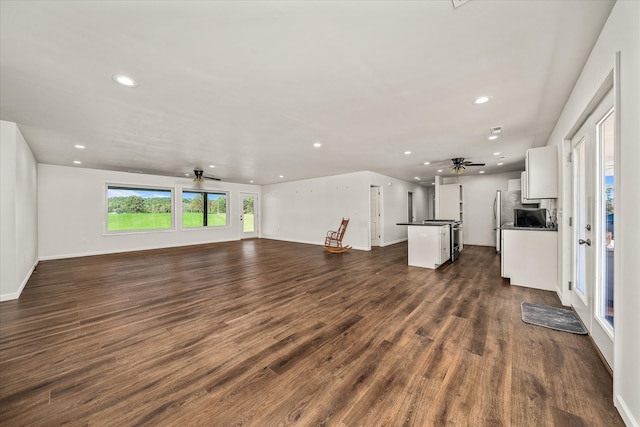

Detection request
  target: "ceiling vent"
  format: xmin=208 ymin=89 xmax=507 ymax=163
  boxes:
xmin=490 ymin=126 xmax=503 ymax=136
xmin=452 ymin=0 xmax=470 ymax=9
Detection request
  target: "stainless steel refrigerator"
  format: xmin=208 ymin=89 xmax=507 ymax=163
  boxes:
xmin=493 ymin=190 xmax=538 ymax=252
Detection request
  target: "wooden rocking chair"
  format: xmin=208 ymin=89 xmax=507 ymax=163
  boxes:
xmin=324 ymin=218 xmax=352 ymax=253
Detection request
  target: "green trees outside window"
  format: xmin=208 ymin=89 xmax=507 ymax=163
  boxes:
xmin=107 ymin=186 xmax=173 ymax=231
xmin=183 ymin=191 xmax=228 ymax=227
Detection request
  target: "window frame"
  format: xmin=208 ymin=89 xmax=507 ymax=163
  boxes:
xmin=181 ymin=189 xmax=230 ymax=229
xmin=105 ymin=183 xmax=175 ymax=234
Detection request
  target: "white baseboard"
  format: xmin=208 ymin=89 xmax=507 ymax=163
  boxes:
xmin=38 ymin=238 xmax=241 ymax=261
xmin=261 ymin=236 xmax=368 ymax=251
xmin=0 ymin=259 xmax=38 ymax=301
xmin=615 ymin=394 xmax=639 ymax=427
xmin=380 ymin=238 xmax=407 ymax=247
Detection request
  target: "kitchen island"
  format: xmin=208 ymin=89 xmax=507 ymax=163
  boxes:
xmin=396 ymin=221 xmax=452 ymax=269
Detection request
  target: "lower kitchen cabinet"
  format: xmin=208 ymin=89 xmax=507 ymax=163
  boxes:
xmin=408 ymin=225 xmax=450 ymax=269
xmin=501 ymin=229 xmax=558 ymax=291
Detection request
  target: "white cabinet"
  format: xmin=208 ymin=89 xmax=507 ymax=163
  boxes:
xmin=407 ymin=225 xmax=450 ymax=269
xmin=521 ymin=171 xmax=539 ymax=204
xmin=501 ymin=229 xmax=558 ymax=291
xmin=523 ymin=145 xmax=558 ymax=199
xmin=438 ymin=184 xmax=462 ymax=221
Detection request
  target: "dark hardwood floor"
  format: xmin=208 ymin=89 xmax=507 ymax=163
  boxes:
xmin=0 ymin=240 xmax=623 ymax=426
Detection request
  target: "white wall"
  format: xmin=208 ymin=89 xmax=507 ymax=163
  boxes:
xmin=545 ymin=2 xmax=640 ymax=425
xmin=261 ymin=171 xmax=429 ymax=250
xmin=1 ymin=121 xmax=38 ymax=301
xmin=367 ymin=172 xmax=431 ymax=246
xmin=38 ymin=164 xmax=260 ymax=260
xmin=442 ymin=171 xmax=522 ymax=246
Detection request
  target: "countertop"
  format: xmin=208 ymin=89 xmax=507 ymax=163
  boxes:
xmin=501 ymin=224 xmax=557 ymax=232
xmin=396 ymin=221 xmax=453 ymax=227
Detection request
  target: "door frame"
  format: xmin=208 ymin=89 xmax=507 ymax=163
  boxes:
xmin=239 ymin=192 xmax=258 ymax=239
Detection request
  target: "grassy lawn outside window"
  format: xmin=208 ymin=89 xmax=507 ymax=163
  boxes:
xmin=182 ymin=191 xmax=228 ymax=228
xmin=107 ymin=186 xmax=173 ymax=232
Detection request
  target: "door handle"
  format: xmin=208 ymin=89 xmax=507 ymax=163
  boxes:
xmin=578 ymin=238 xmax=591 ymax=246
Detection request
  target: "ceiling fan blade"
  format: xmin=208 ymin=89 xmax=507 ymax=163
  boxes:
xmin=203 ymin=176 xmax=221 ymax=181
xmin=465 ymin=163 xmax=485 ymax=166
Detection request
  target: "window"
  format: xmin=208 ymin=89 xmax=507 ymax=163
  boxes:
xmin=107 ymin=185 xmax=173 ymax=232
xmin=182 ymin=191 xmax=228 ymax=228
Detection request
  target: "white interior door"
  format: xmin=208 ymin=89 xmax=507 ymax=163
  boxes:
xmin=570 ymin=90 xmax=614 ymax=368
xmin=370 ymin=187 xmax=380 ymax=246
xmin=240 ymin=193 xmax=258 ymax=239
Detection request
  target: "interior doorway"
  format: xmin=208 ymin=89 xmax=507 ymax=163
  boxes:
xmin=407 ymin=192 xmax=415 ymax=222
xmin=370 ymin=186 xmax=381 ymax=247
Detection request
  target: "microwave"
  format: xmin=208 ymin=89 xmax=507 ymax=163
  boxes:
xmin=514 ymin=208 xmax=547 ymax=228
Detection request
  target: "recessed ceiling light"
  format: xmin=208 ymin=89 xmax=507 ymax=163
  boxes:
xmin=473 ymin=96 xmax=490 ymax=105
xmin=437 ymin=169 xmax=443 ymax=173
xmin=279 ymin=175 xmax=284 ymax=178
xmin=112 ymin=74 xmax=138 ymax=88
xmin=423 ymin=161 xmax=431 ymax=165
xmin=497 ymin=162 xmax=504 ymax=166
xmin=73 ymin=160 xmax=82 ymax=164
xmin=479 ymin=171 xmax=485 ymax=174
xmin=493 ymin=152 xmax=501 ymax=156
xmin=313 ymin=142 xmax=322 ymax=148
xmin=74 ymin=144 xmax=85 ymax=149
xmin=431 ymin=182 xmax=435 ymax=185
xmin=414 ymin=177 xmax=420 ymax=180
xmin=250 ymin=180 xmax=254 ymax=183
xmin=184 ymin=173 xmax=190 ymax=177
xmin=209 ymin=165 xmax=216 ymax=168
xmin=404 ymin=151 xmax=412 ymax=155
xmin=488 ymin=135 xmax=499 ymax=140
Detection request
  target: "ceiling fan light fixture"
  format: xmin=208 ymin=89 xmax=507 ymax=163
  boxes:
xmin=193 ymin=169 xmax=205 ymax=184
xmin=451 ymin=165 xmax=465 ymax=174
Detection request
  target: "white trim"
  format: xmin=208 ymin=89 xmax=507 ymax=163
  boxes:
xmin=0 ymin=259 xmax=38 ymax=301
xmin=380 ymin=238 xmax=408 ymax=247
xmin=261 ymin=236 xmax=369 ymax=251
xmin=615 ymin=394 xmax=639 ymax=427
xmin=37 ymin=238 xmax=241 ymax=261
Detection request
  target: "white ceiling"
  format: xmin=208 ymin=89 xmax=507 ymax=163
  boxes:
xmin=0 ymin=0 xmax=614 ymax=185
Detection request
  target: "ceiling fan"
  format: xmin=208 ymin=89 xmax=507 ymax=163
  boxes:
xmin=193 ymin=168 xmax=221 ymax=183
xmin=450 ymin=157 xmax=485 ymax=174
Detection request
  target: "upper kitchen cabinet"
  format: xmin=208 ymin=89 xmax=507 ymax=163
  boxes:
xmin=523 ymin=145 xmax=558 ymax=199
xmin=521 ymin=171 xmax=540 ymax=204
xmin=439 ymin=184 xmax=462 ymax=221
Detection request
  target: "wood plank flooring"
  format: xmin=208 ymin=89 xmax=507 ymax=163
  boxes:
xmin=0 ymin=240 xmax=623 ymax=426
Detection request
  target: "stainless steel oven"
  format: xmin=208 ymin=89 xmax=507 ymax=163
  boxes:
xmin=451 ymin=222 xmax=462 ymax=262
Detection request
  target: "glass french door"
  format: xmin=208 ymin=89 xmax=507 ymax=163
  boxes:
xmin=597 ymin=104 xmax=615 ymax=331
xmin=570 ymin=89 xmax=614 ymax=368
xmin=571 ymin=123 xmax=590 ymax=325
xmin=240 ymin=193 xmax=258 ymax=238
